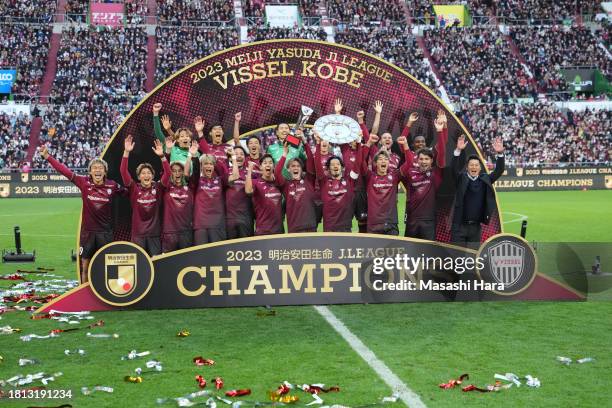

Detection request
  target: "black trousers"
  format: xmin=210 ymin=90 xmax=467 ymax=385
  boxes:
xmin=451 ymin=223 xmax=482 ymax=250
xmin=405 ymin=219 xmax=436 ymax=241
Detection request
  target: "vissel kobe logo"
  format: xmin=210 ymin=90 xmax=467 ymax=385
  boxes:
xmin=487 ymin=241 xmax=524 ymax=286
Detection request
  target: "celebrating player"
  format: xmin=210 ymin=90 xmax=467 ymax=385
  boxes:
xmin=192 ymin=145 xmax=231 ymax=245
xmin=225 ymin=145 xmax=255 ymax=239
xmin=38 ymin=145 xmax=125 ymax=283
xmin=121 ymin=135 xmax=170 ymax=256
xmin=451 ymin=135 xmax=505 ymax=249
xmin=275 ymin=133 xmax=317 ymax=233
xmin=152 ymin=103 xmax=198 ymax=165
xmin=266 ymin=122 xmax=307 ymax=179
xmin=401 ymin=113 xmax=449 ymax=240
xmin=232 ymin=112 xmax=262 ymax=176
xmin=363 ymin=134 xmax=412 ymax=235
xmin=315 ymin=131 xmax=363 ymax=232
xmin=245 ymin=156 xmax=284 ymax=236
xmin=192 ymin=115 xmax=231 ymax=164
xmin=159 ymin=140 xmax=196 ymax=253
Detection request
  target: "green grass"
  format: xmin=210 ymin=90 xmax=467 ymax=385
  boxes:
xmin=1 ymin=191 xmax=611 ymax=407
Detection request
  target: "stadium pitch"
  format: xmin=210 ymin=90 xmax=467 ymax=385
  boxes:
xmin=0 ymin=190 xmax=610 ymax=407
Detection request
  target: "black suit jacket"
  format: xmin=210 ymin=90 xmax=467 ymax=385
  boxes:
xmin=451 ymin=151 xmax=504 ymax=226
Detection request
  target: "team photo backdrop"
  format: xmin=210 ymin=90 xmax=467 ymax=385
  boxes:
xmin=99 ymin=39 xmax=502 ymax=249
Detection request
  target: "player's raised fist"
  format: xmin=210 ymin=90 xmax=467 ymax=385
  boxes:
xmin=235 ymin=112 xmax=242 ymax=122
xmin=356 ymin=110 xmax=365 ymax=123
xmin=152 ymin=103 xmax=162 ymax=115
xmin=367 ymin=133 xmax=379 ymax=146
xmin=38 ymin=144 xmax=49 ymax=159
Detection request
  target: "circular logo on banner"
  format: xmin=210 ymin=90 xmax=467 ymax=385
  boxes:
xmin=88 ymin=241 xmax=155 ymax=306
xmin=476 ymin=234 xmax=537 ymax=295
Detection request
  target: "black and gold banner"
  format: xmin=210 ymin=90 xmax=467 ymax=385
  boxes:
xmin=496 ymin=166 xmax=612 ymax=191
xmin=0 ymin=172 xmax=80 ymax=198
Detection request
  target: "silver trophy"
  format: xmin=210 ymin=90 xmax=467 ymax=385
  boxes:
xmin=294 ymin=105 xmax=314 ymax=131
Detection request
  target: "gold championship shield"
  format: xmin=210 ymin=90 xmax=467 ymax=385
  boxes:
xmin=105 ymin=254 xmax=137 ymax=297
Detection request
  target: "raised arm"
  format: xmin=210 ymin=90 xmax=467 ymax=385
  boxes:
xmin=155 ymin=139 xmax=171 ymax=188
xmin=452 ymin=134 xmax=468 ymax=182
xmin=121 ymin=135 xmax=135 ymax=187
xmin=39 ymin=145 xmax=75 ymax=181
xmin=228 ymin=149 xmax=240 ymax=184
xmin=299 ymin=130 xmax=315 ymax=175
xmin=152 ymin=103 xmax=165 ymax=144
xmin=184 ymin=140 xmax=198 ymax=177
xmin=356 ymin=110 xmax=369 ymax=143
xmin=194 ymin=116 xmax=211 ymax=154
xmin=233 ymin=112 xmax=241 ymax=147
xmin=434 ymin=110 xmax=448 ymax=168
xmin=161 ymin=114 xmax=175 ymax=140
xmin=333 ymin=98 xmax=343 ymax=115
xmin=397 ymin=136 xmax=411 ymax=177
xmin=371 ymin=100 xmax=382 ymax=136
xmin=401 ymin=112 xmax=419 ymax=142
xmin=489 ymin=137 xmax=505 ymax=183
xmin=244 ymin=161 xmax=255 ymax=195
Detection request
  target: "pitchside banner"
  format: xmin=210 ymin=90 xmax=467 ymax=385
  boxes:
xmin=33 ymin=40 xmax=584 ymax=313
xmin=0 ymin=173 xmax=80 ymax=198
xmin=0 ymin=69 xmax=17 ymax=93
xmin=496 ymin=166 xmax=612 ymax=191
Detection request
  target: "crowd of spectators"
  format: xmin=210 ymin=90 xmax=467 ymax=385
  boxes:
xmin=126 ymin=0 xmax=150 ymax=24
xmin=64 ymin=0 xmax=87 ymax=22
xmin=494 ymin=0 xmax=600 ymax=23
xmin=157 ymin=0 xmax=235 ymax=24
xmin=0 ymin=112 xmax=31 ymax=169
xmin=0 ymin=25 xmax=51 ymax=102
xmin=335 ymin=26 xmax=439 ymax=92
xmin=33 ymin=104 xmax=130 ymax=169
xmin=458 ymin=102 xmax=611 ymax=166
xmin=424 ymin=27 xmax=536 ymax=102
xmin=51 ymin=26 xmax=148 ymax=106
xmin=510 ymin=25 xmax=611 ymax=96
xmin=0 ymin=0 xmax=57 ymax=23
xmin=410 ymin=0 xmax=492 ymax=21
xmin=327 ymin=0 xmax=404 ymax=25
xmin=246 ymin=26 xmax=327 ymax=41
xmin=155 ymin=27 xmax=239 ymax=82
xmin=243 ymin=0 xmax=320 ymax=19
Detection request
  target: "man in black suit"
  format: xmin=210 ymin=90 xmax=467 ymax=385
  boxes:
xmin=451 ymin=135 xmax=505 ymax=249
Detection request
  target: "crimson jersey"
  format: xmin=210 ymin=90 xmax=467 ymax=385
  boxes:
xmin=47 ymin=156 xmax=125 ymax=232
xmin=198 ymin=137 xmax=229 ymax=164
xmin=366 ymin=171 xmax=402 ymax=229
xmin=401 ymin=128 xmax=448 ymax=222
xmin=121 ymin=156 xmax=168 ymax=238
xmin=162 ymin=183 xmax=194 ymax=233
xmin=245 ymin=155 xmax=262 ymax=177
xmin=193 ymin=163 xmax=229 ymax=229
xmin=250 ymin=178 xmax=283 ymax=235
xmin=368 ymin=145 xmax=400 ymax=172
xmin=275 ymin=156 xmax=316 ymax=232
xmin=225 ymin=166 xmax=253 ymax=223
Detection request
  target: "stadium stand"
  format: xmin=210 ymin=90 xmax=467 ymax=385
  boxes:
xmin=155 ymin=27 xmax=239 ymax=83
xmin=0 ymin=25 xmax=51 ymax=102
xmin=0 ymin=1 xmax=609 ymax=170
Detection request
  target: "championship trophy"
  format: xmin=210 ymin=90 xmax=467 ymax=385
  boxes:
xmin=287 ymin=105 xmax=314 ymax=147
xmin=313 ymin=114 xmax=362 ymax=144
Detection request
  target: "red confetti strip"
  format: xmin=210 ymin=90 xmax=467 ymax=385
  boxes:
xmin=439 ymin=374 xmax=469 ymax=389
xmin=193 ymin=356 xmax=215 ymax=366
xmin=215 ymin=377 xmax=224 ymax=390
xmin=195 ymin=375 xmax=207 ymax=388
xmin=303 ymin=385 xmax=340 ymax=394
xmin=225 ymin=389 xmax=251 ymax=397
xmin=0 ymin=274 xmax=27 ymax=281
